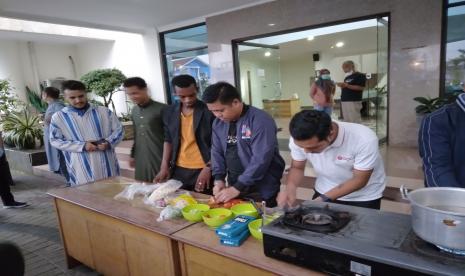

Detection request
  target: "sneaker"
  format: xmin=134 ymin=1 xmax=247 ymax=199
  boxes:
xmin=3 ymin=201 xmax=29 ymax=209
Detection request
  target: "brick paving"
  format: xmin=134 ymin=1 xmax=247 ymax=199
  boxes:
xmin=0 ymin=171 xmax=99 ymax=276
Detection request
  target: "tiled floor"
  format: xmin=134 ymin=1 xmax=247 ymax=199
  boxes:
xmin=0 ymin=172 xmax=99 ymax=276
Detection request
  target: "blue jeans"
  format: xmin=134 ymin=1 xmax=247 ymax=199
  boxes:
xmin=314 ymin=104 xmax=333 ymax=116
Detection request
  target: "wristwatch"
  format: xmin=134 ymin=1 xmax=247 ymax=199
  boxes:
xmin=319 ymin=194 xmax=332 ymax=202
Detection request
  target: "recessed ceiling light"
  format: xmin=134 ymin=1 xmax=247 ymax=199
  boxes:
xmin=264 ymin=51 xmax=271 ymax=57
xmin=307 ymin=36 xmax=314 ymax=41
xmin=268 ymin=23 xmax=275 ymax=26
xmin=336 ymin=42 xmax=344 ymax=48
xmin=330 ymin=46 xmax=335 ymax=49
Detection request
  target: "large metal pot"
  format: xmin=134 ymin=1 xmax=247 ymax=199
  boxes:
xmin=401 ymin=186 xmax=465 ymax=250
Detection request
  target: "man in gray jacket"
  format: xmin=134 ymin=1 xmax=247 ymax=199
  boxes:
xmin=202 ymin=82 xmax=285 ymax=207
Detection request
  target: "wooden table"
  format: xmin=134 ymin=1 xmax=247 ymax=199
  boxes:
xmin=48 ymin=177 xmax=323 ymax=276
xmin=173 ymin=223 xmax=323 ymax=276
xmin=48 ymin=177 xmax=194 ymax=276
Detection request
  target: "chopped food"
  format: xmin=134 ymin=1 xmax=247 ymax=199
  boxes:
xmin=223 ymin=199 xmax=243 ymax=209
xmin=208 ymin=197 xmax=245 ymax=209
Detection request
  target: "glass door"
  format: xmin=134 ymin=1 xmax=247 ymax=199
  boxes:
xmin=375 ymin=16 xmax=389 ymax=142
xmin=237 ymin=43 xmax=283 ymax=121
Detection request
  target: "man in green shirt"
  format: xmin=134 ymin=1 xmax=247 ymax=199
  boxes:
xmin=124 ymin=77 xmax=166 ymax=182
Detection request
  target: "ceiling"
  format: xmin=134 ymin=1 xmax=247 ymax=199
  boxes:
xmin=0 ymin=29 xmax=104 ymax=44
xmin=239 ymin=27 xmax=378 ymax=61
xmin=0 ymin=0 xmax=272 ymax=33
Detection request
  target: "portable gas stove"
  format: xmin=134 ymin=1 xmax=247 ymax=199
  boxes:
xmin=262 ymin=202 xmax=465 ymax=275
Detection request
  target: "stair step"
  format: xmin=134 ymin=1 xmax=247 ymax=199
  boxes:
xmin=32 ymin=165 xmax=66 ymax=183
xmin=118 ymin=160 xmax=135 ymax=179
xmin=116 ymin=153 xmax=131 ymax=161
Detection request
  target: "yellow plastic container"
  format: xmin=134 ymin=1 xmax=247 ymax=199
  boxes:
xmin=170 ymin=194 xmax=197 ymax=206
xmin=202 ymin=208 xmax=233 ymax=228
xmin=230 ymin=203 xmax=259 ymax=218
xmin=248 ymin=219 xmax=264 ymax=240
xmin=182 ymin=204 xmax=210 ymax=222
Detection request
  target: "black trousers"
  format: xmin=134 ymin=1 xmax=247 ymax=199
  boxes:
xmin=0 ymin=154 xmax=15 ymax=205
xmin=313 ymin=190 xmax=381 ymax=210
xmin=172 ymin=166 xmax=213 ymax=195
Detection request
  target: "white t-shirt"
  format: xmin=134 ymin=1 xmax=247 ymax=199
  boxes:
xmin=289 ymin=122 xmax=386 ymax=201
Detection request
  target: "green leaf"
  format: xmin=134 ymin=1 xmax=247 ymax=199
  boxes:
xmin=80 ymin=68 xmax=126 ymax=109
xmin=413 ymin=97 xmax=432 ymax=105
xmin=1 ymin=109 xmax=43 ymax=149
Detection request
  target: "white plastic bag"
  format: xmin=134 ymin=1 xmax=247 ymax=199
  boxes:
xmin=147 ymin=179 xmax=183 ymax=202
xmin=157 ymin=205 xmax=182 ymax=222
xmin=114 ymin=182 xmax=160 ymax=201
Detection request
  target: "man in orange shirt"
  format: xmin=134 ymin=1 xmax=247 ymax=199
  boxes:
xmin=154 ymin=75 xmax=215 ymax=194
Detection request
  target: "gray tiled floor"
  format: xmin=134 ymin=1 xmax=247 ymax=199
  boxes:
xmin=0 ymin=171 xmax=99 ymax=276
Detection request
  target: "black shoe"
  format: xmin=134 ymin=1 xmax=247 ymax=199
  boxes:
xmin=3 ymin=201 xmax=28 ymax=209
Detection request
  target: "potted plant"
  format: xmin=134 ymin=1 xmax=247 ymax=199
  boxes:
xmin=118 ymin=112 xmax=134 ymax=140
xmin=81 ymin=68 xmax=126 ymax=112
xmin=1 ymin=110 xmax=43 ymax=149
xmin=26 ymin=86 xmax=48 ymax=113
xmin=414 ymin=92 xmax=461 ymax=126
xmin=0 ymin=79 xmax=19 ymax=117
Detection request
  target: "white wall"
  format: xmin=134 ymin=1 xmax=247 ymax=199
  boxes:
xmin=75 ymin=29 xmax=166 ymax=114
xmin=34 ymin=43 xmax=78 ymax=81
xmin=280 ymin=56 xmax=314 ymax=107
xmin=0 ymin=39 xmax=78 ymax=101
xmin=0 ymin=40 xmax=26 ymax=101
xmin=239 ymin=51 xmax=281 ymax=109
xmin=0 ymin=28 xmax=166 ymax=117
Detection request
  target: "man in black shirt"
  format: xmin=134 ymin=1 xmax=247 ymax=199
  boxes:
xmin=337 ymin=60 xmax=366 ymax=123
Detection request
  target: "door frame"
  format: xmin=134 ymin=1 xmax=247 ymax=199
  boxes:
xmin=231 ymin=13 xmax=391 ymax=143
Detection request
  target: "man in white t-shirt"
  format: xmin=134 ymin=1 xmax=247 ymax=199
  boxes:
xmin=277 ymin=110 xmax=385 ymax=209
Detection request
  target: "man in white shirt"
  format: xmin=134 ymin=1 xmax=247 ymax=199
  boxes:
xmin=277 ymin=110 xmax=385 ymax=209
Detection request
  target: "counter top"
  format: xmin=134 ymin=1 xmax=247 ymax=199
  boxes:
xmin=47 ymin=177 xmax=200 ymax=236
xmin=172 ymin=222 xmax=324 ymax=276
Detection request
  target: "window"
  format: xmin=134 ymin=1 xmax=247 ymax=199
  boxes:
xmin=160 ymin=24 xmax=210 ymax=103
xmin=444 ymin=0 xmax=465 ymax=94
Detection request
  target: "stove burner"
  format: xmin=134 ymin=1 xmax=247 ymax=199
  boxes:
xmin=302 ymin=212 xmax=333 ymax=225
xmin=282 ymin=206 xmax=351 ymax=233
xmin=408 ymin=233 xmax=465 ymax=261
xmin=436 ymin=245 xmax=465 ymax=256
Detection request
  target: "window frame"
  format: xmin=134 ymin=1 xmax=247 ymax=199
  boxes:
xmin=441 ymin=0 xmax=465 ymax=95
xmin=159 ymin=23 xmax=208 ymax=104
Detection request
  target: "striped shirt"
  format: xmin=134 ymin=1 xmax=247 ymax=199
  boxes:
xmin=50 ymin=105 xmax=124 ymax=185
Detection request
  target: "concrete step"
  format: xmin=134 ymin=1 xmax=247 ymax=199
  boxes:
xmin=33 ymin=161 xmax=135 ymax=180
xmin=115 ymin=146 xmax=131 ymax=155
xmin=116 ymin=153 xmax=132 ymax=162
xmin=118 ymin=160 xmax=135 ymax=179
xmin=32 ymin=164 xmax=66 ymax=183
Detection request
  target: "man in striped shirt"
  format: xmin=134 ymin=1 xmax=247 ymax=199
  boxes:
xmin=50 ymin=80 xmax=124 ymax=186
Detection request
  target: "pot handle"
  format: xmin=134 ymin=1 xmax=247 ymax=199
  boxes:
xmin=400 ymin=185 xmax=410 ymax=201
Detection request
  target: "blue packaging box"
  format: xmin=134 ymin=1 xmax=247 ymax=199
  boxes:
xmin=216 ymin=215 xmax=256 ymax=239
xmin=220 ymin=228 xmax=250 ymax=247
